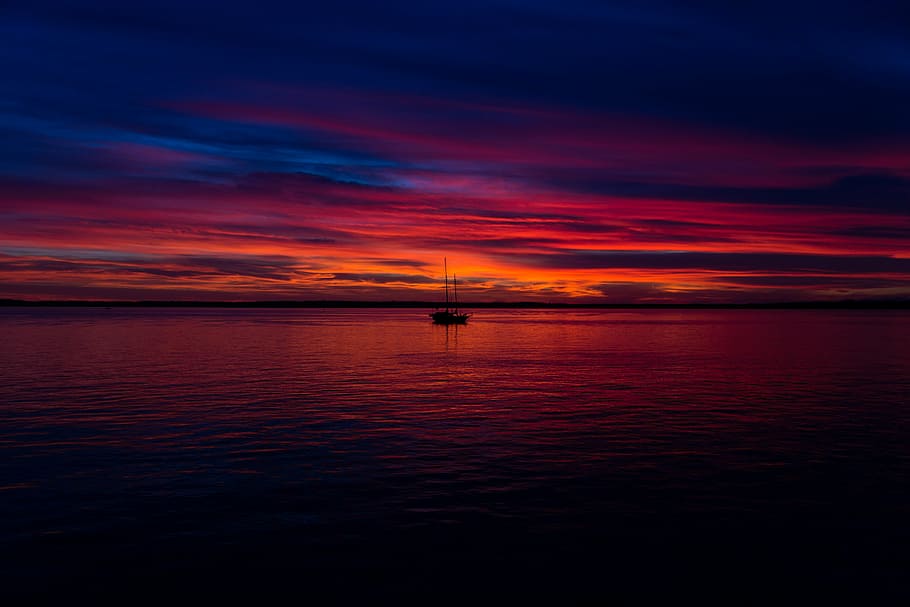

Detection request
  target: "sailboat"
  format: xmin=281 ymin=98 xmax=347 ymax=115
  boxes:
xmin=430 ymin=258 xmax=471 ymax=325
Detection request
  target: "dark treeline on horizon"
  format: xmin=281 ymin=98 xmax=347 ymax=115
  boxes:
xmin=1 ymin=299 xmax=908 ymax=310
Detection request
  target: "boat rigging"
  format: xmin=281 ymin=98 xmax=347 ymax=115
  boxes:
xmin=430 ymin=258 xmax=471 ymax=325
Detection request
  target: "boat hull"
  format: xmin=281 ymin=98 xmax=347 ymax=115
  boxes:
xmin=430 ymin=311 xmax=470 ymax=325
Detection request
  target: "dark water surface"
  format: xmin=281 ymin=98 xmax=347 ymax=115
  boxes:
xmin=2 ymin=308 xmax=908 ymax=600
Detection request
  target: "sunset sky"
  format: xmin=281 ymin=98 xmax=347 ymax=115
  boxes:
xmin=2 ymin=1 xmax=909 ymax=302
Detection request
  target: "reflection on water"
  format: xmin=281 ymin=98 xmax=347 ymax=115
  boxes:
xmin=1 ymin=308 xmax=908 ymax=599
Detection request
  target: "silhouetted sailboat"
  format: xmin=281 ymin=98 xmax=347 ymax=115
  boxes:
xmin=430 ymin=258 xmax=471 ymax=325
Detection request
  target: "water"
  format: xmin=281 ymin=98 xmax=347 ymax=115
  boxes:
xmin=1 ymin=307 xmax=908 ymax=600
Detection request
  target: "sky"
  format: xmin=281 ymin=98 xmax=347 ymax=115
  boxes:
xmin=2 ymin=0 xmax=909 ymax=302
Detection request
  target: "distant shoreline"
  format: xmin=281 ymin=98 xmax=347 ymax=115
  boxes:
xmin=1 ymin=299 xmax=908 ymax=309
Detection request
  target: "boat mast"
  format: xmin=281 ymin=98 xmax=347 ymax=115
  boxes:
xmin=453 ymin=273 xmax=458 ymax=314
xmin=444 ymin=257 xmax=449 ymax=312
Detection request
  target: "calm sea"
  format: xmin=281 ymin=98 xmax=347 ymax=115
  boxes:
xmin=1 ymin=307 xmax=908 ymax=600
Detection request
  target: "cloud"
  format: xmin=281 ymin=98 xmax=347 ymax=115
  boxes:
xmin=710 ymin=275 xmax=910 ymax=289
xmin=515 ymin=251 xmax=910 ymax=274
xmin=326 ymin=273 xmax=437 ymax=285
xmin=539 ymin=171 xmax=910 ymax=212
xmin=833 ymin=226 xmax=910 ymax=240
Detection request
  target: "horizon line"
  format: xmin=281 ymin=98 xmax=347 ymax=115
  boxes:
xmin=1 ymin=298 xmax=908 ymax=310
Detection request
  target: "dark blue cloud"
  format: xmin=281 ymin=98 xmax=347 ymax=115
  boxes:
xmin=5 ymin=0 xmax=910 ymax=150
xmin=541 ymin=171 xmax=910 ymax=212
